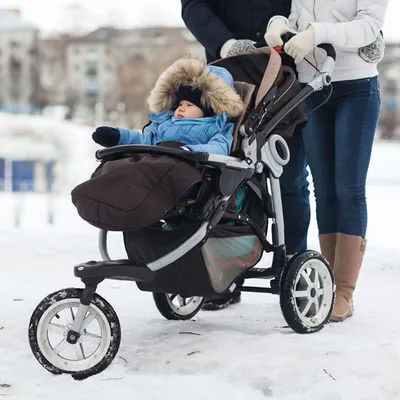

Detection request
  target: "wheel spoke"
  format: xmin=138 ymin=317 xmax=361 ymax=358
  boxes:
xmin=301 ymin=299 xmax=313 ymax=317
xmin=314 ymin=298 xmax=321 ymax=314
xmin=294 ymin=290 xmax=309 ymax=298
xmin=48 ymin=322 xmax=67 ymax=335
xmin=169 ymin=294 xmax=177 ymax=302
xmin=73 ymin=343 xmax=85 ymax=360
xmin=317 ymin=288 xmax=325 ymax=297
xmin=178 ymin=296 xmax=186 ymax=307
xmin=312 ymin=269 xmax=320 ymax=286
xmin=81 ymin=312 xmax=97 ymax=331
xmin=79 ymin=343 xmax=86 ymax=359
xmin=53 ymin=338 xmax=69 ymax=354
xmin=82 ymin=332 xmax=103 ymax=345
xmin=300 ymin=271 xmax=313 ymax=288
xmin=66 ymin=307 xmax=75 ymax=325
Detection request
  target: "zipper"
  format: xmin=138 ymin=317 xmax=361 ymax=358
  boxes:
xmin=252 ymin=74 xmax=296 ymax=132
xmin=313 ymin=0 xmax=317 ymax=21
xmin=273 ymin=74 xmax=296 ymax=107
xmin=312 ymin=0 xmax=317 ymax=65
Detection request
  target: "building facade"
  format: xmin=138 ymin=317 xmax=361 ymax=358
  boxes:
xmin=65 ymin=27 xmax=204 ymax=125
xmin=0 ymin=9 xmax=40 ymax=113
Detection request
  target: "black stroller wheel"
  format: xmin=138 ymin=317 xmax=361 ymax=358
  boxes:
xmin=28 ymin=288 xmax=121 ymax=380
xmin=153 ymin=293 xmax=205 ymax=320
xmin=280 ymin=251 xmax=335 ymax=334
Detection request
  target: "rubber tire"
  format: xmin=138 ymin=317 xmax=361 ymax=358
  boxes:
xmin=153 ymin=293 xmax=205 ymax=320
xmin=28 ymin=288 xmax=121 ymax=380
xmin=280 ymin=251 xmax=335 ymax=334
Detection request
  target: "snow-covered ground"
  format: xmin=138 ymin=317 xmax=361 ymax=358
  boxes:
xmin=1 ymin=140 xmax=399 ymax=400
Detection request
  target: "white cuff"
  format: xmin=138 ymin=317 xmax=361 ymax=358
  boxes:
xmin=266 ymin=15 xmax=289 ymax=32
xmin=220 ymin=39 xmax=237 ymax=58
xmin=309 ymin=22 xmax=328 ymax=46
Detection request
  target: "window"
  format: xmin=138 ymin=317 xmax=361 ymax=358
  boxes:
xmin=10 ymin=57 xmax=22 ymax=74
xmin=85 ymin=49 xmax=99 ymax=62
xmin=10 ymin=41 xmax=21 ymax=49
xmin=86 ymin=67 xmax=97 ymax=77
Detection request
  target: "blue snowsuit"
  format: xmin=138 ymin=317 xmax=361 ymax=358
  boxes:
xmin=117 ymin=111 xmax=234 ymax=156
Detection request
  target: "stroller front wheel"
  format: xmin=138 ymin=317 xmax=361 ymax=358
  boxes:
xmin=153 ymin=293 xmax=205 ymax=320
xmin=28 ymin=288 xmax=121 ymax=380
xmin=280 ymin=251 xmax=335 ymax=334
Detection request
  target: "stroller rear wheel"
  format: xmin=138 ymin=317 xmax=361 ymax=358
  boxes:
xmin=280 ymin=251 xmax=335 ymax=334
xmin=28 ymin=288 xmax=121 ymax=380
xmin=153 ymin=293 xmax=205 ymax=320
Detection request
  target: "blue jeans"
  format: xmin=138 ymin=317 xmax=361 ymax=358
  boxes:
xmin=303 ymin=77 xmax=381 ymax=238
xmin=280 ymin=127 xmax=310 ymax=254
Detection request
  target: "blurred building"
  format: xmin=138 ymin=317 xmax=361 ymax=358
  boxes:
xmin=65 ymin=26 xmax=204 ymax=125
xmin=40 ymin=34 xmax=71 ymax=109
xmin=377 ymin=42 xmax=400 ymax=139
xmin=0 ymin=9 xmax=40 ymax=113
xmin=66 ymin=27 xmax=127 ymax=123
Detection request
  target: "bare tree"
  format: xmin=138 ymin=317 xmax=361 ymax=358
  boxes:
xmin=65 ymin=87 xmax=80 ymax=120
xmin=117 ymin=42 xmax=189 ymax=128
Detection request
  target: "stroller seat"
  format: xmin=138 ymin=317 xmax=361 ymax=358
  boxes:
xmin=123 ymin=82 xmax=264 ymax=298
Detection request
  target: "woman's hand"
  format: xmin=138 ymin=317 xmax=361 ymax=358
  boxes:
xmin=265 ymin=17 xmax=297 ymax=47
xmin=284 ymin=26 xmax=315 ymax=64
xmin=220 ymin=39 xmax=256 ymax=58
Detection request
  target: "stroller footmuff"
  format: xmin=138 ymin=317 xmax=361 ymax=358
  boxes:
xmin=28 ymin=43 xmax=338 ymax=380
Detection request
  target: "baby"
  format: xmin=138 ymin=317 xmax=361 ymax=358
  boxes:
xmin=92 ymin=58 xmax=245 ymax=156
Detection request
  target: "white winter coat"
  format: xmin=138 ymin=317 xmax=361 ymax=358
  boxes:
xmin=276 ymin=0 xmax=388 ymax=82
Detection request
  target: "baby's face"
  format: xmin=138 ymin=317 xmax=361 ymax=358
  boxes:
xmin=174 ymin=100 xmax=204 ymax=119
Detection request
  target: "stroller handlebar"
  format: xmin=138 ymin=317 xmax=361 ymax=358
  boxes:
xmin=96 ymin=144 xmax=210 ymax=163
xmin=96 ymin=145 xmax=254 ymax=171
xmin=263 ymin=32 xmax=337 ymax=81
xmin=317 ymin=43 xmax=336 ymax=61
xmin=255 ymin=32 xmax=336 ymax=63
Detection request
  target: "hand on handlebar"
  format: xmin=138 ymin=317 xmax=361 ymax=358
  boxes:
xmin=225 ymin=39 xmax=256 ymax=57
xmin=264 ymin=18 xmax=297 ymax=48
xmin=284 ymin=26 xmax=315 ymax=64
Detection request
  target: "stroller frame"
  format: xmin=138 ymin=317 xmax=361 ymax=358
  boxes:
xmin=28 ymin=44 xmax=337 ymax=380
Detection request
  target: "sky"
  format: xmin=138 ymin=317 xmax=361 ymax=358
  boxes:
xmin=0 ymin=0 xmax=400 ymax=42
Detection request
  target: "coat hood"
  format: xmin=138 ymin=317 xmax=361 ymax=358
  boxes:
xmin=146 ymin=57 xmax=245 ymax=118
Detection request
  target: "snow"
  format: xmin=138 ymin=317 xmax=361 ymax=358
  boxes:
xmin=1 ymin=139 xmax=400 ymax=399
xmin=0 ymin=112 xmax=98 ymax=192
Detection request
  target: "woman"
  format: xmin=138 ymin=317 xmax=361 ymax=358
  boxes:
xmin=181 ymin=0 xmax=311 ymax=311
xmin=266 ymin=0 xmax=388 ymax=321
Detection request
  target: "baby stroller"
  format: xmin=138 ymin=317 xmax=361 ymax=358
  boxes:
xmin=28 ymin=41 xmax=337 ymax=380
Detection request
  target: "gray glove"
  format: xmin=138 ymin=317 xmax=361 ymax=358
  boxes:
xmin=359 ymin=32 xmax=385 ymax=63
xmin=222 ymin=39 xmax=256 ymax=58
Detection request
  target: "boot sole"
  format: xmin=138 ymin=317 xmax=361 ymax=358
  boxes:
xmin=202 ymin=297 xmax=241 ymax=311
xmin=330 ymin=310 xmax=353 ymax=322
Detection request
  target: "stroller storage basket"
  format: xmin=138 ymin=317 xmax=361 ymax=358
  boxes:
xmin=124 ymin=221 xmax=263 ymax=297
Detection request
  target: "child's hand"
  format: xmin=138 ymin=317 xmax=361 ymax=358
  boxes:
xmin=92 ymin=126 xmax=120 ymax=147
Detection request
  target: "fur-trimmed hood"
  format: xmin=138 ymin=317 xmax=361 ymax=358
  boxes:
xmin=146 ymin=57 xmax=245 ymax=118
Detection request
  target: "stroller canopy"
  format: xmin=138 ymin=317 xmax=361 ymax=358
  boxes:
xmin=210 ymin=47 xmax=282 ymax=108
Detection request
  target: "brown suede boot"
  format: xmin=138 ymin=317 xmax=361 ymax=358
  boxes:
xmin=330 ymin=233 xmax=367 ymax=322
xmin=318 ymin=233 xmax=337 ymax=268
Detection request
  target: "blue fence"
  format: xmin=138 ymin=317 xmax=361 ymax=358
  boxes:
xmin=0 ymin=158 xmax=4 ymax=191
xmin=0 ymin=159 xmax=56 ymax=192
xmin=12 ymin=160 xmax=35 ymax=192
